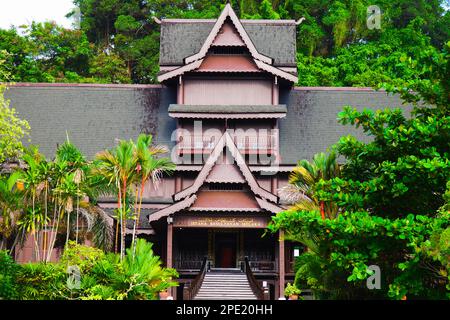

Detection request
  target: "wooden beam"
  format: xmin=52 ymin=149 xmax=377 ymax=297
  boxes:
xmin=177 ymin=76 xmax=184 ymax=104
xmin=272 ymin=76 xmax=279 ymax=105
xmin=279 ymin=230 xmax=285 ymax=299
xmin=167 ymin=219 xmax=174 ymax=298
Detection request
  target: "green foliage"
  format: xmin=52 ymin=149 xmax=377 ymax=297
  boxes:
xmin=0 ymin=250 xmax=19 ymax=299
xmin=270 ymin=38 xmax=450 ymax=299
xmin=0 ymin=85 xmax=30 ymax=163
xmin=270 ymin=209 xmax=450 ymax=299
xmin=60 ymin=240 xmax=105 ymax=273
xmin=16 ymin=261 xmax=68 ymax=300
xmin=0 ymin=0 xmax=447 ymax=85
xmin=0 ymin=239 xmax=178 ymax=300
xmin=82 ymin=239 xmax=178 ymax=300
xmin=279 ymin=152 xmax=340 ymax=219
xmin=284 ymin=282 xmax=301 ymax=296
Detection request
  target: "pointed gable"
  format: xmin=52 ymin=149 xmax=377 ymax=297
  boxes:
xmin=212 ymin=19 xmax=245 ymax=47
xmin=148 ymin=131 xmax=283 ymax=223
xmin=157 ymin=3 xmax=298 ymax=83
xmin=174 ymin=131 xmax=277 ymax=203
xmin=185 ymin=3 xmax=272 ymax=65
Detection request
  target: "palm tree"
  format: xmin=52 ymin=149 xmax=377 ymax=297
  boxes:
xmin=48 ymin=139 xmax=113 ymax=259
xmin=94 ymin=140 xmax=136 ymax=260
xmin=279 ymin=152 xmax=341 ymax=219
xmin=131 ymin=134 xmax=175 ymax=256
xmin=20 ymin=153 xmax=45 ymax=261
xmin=55 ymin=137 xmax=87 ymax=245
xmin=0 ymin=171 xmax=24 ymax=250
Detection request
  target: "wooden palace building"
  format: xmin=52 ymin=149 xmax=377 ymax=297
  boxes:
xmin=6 ymin=3 xmax=410 ymax=300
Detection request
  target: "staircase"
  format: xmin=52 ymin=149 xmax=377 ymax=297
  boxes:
xmin=194 ymin=271 xmax=257 ymax=300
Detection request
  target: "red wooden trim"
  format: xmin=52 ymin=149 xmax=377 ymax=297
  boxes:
xmin=279 ymin=230 xmax=285 ymax=299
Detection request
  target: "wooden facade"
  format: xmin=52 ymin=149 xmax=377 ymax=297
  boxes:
xmin=12 ymin=3 xmax=301 ymax=300
xmin=151 ymin=4 xmax=299 ymax=299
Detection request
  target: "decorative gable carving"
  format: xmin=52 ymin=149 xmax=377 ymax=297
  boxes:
xmin=211 ymin=19 xmax=245 ymax=47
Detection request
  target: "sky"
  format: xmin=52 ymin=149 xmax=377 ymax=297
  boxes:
xmin=0 ymin=0 xmax=75 ymax=29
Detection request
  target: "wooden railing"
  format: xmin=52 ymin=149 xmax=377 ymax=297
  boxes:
xmin=178 ymin=134 xmax=277 ymax=154
xmin=175 ymin=259 xmax=204 ymax=271
xmin=243 ymin=257 xmax=270 ymax=300
xmin=248 ymin=260 xmax=277 ymax=272
xmin=183 ymin=257 xmax=209 ymax=300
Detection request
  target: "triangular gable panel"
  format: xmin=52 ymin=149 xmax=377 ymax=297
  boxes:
xmin=184 ymin=3 xmax=272 ymax=65
xmin=197 ymin=54 xmax=260 ymax=72
xmin=205 ymin=162 xmax=246 ymax=183
xmin=212 ymin=20 xmax=245 ymax=47
xmin=174 ymin=131 xmax=277 ymax=203
xmin=190 ymin=190 xmax=260 ymax=210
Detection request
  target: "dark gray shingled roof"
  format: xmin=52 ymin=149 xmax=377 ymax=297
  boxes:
xmin=279 ymin=88 xmax=414 ymax=164
xmin=6 ymin=84 xmax=413 ymax=165
xmin=168 ymin=104 xmax=287 ymax=113
xmin=159 ymin=20 xmax=297 ymax=67
xmin=5 ymin=84 xmax=176 ymax=159
xmin=103 ymin=208 xmax=157 ymax=229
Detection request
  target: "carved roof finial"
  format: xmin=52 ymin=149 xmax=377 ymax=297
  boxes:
xmin=295 ymin=17 xmax=306 ymax=25
xmin=152 ymin=16 xmax=161 ymax=24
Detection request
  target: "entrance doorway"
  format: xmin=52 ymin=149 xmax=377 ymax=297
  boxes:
xmin=214 ymin=232 xmax=237 ymax=268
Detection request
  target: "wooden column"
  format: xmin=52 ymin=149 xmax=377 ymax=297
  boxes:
xmin=175 ymin=176 xmax=182 ymax=193
xmin=177 ymin=76 xmax=184 ymax=104
xmin=271 ymin=175 xmax=278 ymax=195
xmin=278 ymin=230 xmax=285 ymax=299
xmin=272 ymin=76 xmax=279 ymax=105
xmin=167 ymin=218 xmax=174 ymax=298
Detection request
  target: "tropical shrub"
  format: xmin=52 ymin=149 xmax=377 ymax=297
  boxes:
xmin=269 ymin=41 xmax=450 ymax=300
xmin=60 ymin=240 xmax=105 ymax=273
xmin=0 ymin=250 xmax=19 ymax=299
xmin=0 ymin=239 xmax=178 ymax=300
xmin=284 ymin=283 xmax=302 ymax=296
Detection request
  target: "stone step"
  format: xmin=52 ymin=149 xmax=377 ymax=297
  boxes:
xmin=202 ymin=284 xmax=251 ymax=287
xmin=196 ymin=294 xmax=256 ymax=297
xmin=204 ymin=276 xmax=247 ymax=279
xmin=198 ymin=288 xmax=254 ymax=292
xmin=194 ymin=271 xmax=257 ymax=300
xmin=195 ymin=297 xmax=258 ymax=300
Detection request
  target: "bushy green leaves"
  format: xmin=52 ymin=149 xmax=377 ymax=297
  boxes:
xmin=270 ymin=209 xmax=449 ymax=299
xmin=0 ymin=239 xmax=178 ymax=300
xmin=0 ymin=86 xmax=30 ymax=163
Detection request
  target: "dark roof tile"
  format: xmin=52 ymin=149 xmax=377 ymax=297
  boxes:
xmin=159 ymin=21 xmax=297 ymax=67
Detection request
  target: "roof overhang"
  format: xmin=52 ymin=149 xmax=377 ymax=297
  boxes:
xmin=168 ymin=104 xmax=287 ymax=119
xmin=184 ymin=4 xmax=272 ymax=65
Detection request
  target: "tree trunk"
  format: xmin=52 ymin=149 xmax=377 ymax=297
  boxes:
xmin=320 ymin=201 xmax=325 ymax=220
xmin=120 ymin=179 xmax=127 ymax=261
xmin=75 ymin=193 xmax=79 ymax=244
xmin=114 ymin=188 xmax=121 ymax=254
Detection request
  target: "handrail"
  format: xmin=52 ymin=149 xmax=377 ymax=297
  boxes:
xmin=183 ymin=257 xmax=208 ymax=300
xmin=244 ymin=256 xmax=270 ymax=300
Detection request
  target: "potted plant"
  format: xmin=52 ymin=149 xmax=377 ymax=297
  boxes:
xmin=284 ymin=283 xmax=301 ymax=300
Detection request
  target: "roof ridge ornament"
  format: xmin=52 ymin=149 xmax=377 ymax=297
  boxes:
xmin=184 ymin=3 xmax=273 ymax=65
xmin=152 ymin=16 xmax=161 ymax=24
xmin=295 ymin=17 xmax=305 ymax=25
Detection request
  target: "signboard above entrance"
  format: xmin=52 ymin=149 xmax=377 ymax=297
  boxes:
xmin=173 ymin=215 xmax=270 ymax=229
